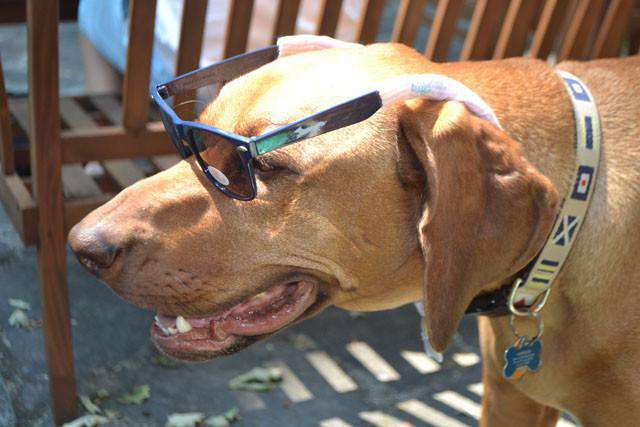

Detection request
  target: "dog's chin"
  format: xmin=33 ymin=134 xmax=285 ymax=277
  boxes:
xmin=150 ymin=280 xmax=320 ymax=362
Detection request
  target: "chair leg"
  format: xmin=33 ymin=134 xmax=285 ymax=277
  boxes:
xmin=27 ymin=1 xmax=77 ymax=424
xmin=0 ymin=56 xmax=15 ymax=175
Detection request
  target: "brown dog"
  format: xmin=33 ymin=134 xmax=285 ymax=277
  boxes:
xmin=68 ymin=42 xmax=640 ymax=425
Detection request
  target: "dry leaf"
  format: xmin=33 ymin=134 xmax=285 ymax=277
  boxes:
xmin=92 ymin=388 xmax=110 ymax=402
xmin=229 ymin=367 xmax=282 ymax=392
xmin=117 ymin=385 xmax=150 ymax=405
xmin=204 ymin=407 xmax=240 ymax=427
xmin=204 ymin=416 xmax=229 ymax=427
xmin=165 ymin=412 xmax=205 ymax=427
xmin=79 ymin=395 xmax=101 ymax=415
xmin=8 ymin=298 xmax=30 ymax=310
xmin=8 ymin=309 xmax=30 ymax=328
xmin=62 ymin=414 xmax=109 ymax=427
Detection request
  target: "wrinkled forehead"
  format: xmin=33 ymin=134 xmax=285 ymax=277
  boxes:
xmin=200 ymin=48 xmax=384 ymax=138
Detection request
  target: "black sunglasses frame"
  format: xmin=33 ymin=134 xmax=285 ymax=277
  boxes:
xmin=152 ymin=45 xmax=383 ymax=201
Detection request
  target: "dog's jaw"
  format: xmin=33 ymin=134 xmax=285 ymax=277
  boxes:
xmin=151 ymin=280 xmax=319 ymax=361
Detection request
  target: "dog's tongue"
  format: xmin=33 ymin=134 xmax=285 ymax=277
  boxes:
xmin=154 ymin=281 xmax=317 ymax=341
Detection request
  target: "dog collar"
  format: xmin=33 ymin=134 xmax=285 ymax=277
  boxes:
xmin=465 ymin=70 xmax=602 ymax=316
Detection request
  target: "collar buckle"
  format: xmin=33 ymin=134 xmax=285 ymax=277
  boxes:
xmin=508 ymin=278 xmax=552 ymax=317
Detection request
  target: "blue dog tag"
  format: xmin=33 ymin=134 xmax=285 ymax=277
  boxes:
xmin=503 ymin=338 xmax=542 ymax=379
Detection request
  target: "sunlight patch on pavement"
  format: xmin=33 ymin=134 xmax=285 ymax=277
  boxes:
xmin=433 ymin=391 xmax=481 ymax=419
xmin=265 ymin=361 xmax=313 ymax=402
xmin=347 ymin=342 xmax=400 ymax=382
xmin=398 ymin=399 xmax=468 ymax=427
xmin=306 ymin=351 xmax=358 ymax=393
xmin=401 ymin=351 xmax=441 ymax=374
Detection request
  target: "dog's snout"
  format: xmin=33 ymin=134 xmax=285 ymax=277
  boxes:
xmin=69 ymin=224 xmax=122 ymax=277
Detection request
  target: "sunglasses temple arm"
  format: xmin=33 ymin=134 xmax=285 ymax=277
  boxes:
xmin=253 ymin=91 xmax=383 ymax=155
xmin=160 ymin=46 xmax=280 ymax=97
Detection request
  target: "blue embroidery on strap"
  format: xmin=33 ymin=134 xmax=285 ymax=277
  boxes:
xmin=571 ymin=165 xmax=595 ymax=201
xmin=564 ymin=77 xmax=591 ymax=102
xmin=585 ymin=116 xmax=593 ymax=149
xmin=553 ymin=215 xmax=579 ymax=246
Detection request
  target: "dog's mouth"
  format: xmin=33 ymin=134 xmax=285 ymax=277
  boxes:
xmin=151 ymin=280 xmax=318 ymax=361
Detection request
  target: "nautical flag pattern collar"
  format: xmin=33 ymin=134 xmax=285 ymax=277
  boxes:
xmin=511 ymin=70 xmax=601 ymax=307
xmin=465 ymin=70 xmax=602 ymax=315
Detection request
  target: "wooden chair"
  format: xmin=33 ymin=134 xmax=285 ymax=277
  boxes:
xmin=0 ymin=0 xmax=637 ymax=424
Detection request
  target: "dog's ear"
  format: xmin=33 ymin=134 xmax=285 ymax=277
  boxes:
xmin=399 ymin=100 xmax=559 ymax=352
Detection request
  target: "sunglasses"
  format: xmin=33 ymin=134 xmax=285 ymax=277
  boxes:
xmin=151 ymin=45 xmax=384 ymax=201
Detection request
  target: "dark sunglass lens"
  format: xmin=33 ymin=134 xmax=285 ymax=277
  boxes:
xmin=190 ymin=128 xmax=253 ymax=198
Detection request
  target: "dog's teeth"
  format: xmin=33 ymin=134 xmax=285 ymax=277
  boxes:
xmin=176 ymin=316 xmax=192 ymax=333
xmin=158 ymin=324 xmax=177 ymax=335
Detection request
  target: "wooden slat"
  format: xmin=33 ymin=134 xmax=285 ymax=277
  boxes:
xmin=316 ymin=0 xmax=343 ymax=37
xmin=356 ymin=0 xmax=386 ymax=44
xmin=58 ymin=99 xmax=104 ymax=177
xmin=175 ymin=0 xmax=209 ymax=75
xmin=529 ymin=0 xmax=571 ymax=58
xmin=102 ymin=160 xmax=146 ymax=188
xmin=60 ymin=97 xmax=145 ymax=195
xmin=391 ymin=0 xmax=428 ymax=45
xmin=632 ymin=14 xmax=640 ymax=54
xmin=0 ymin=0 xmax=80 ymax=24
xmin=174 ymin=0 xmax=208 ymax=114
xmin=272 ymin=0 xmax=302 ymax=43
xmin=59 ymin=98 xmax=96 ymax=128
xmin=64 ymin=193 xmax=114 ymax=237
xmin=0 ymin=173 xmax=37 ymax=244
xmin=461 ymin=0 xmax=509 ymax=60
xmin=26 ymin=0 xmax=77 ymax=424
xmin=591 ymin=0 xmax=636 ymax=58
xmin=59 ymin=164 xmax=101 ymax=199
xmin=91 ymin=95 xmax=178 ymax=175
xmin=0 ymin=175 xmax=35 ymax=221
xmin=424 ymin=0 xmax=465 ymax=61
xmin=8 ymin=97 xmax=31 ymax=134
xmin=223 ymin=0 xmax=255 ymax=58
xmin=493 ymin=0 xmax=542 ymax=58
xmin=150 ymin=154 xmax=181 ymax=170
xmin=0 ymin=57 xmax=15 ymax=174
xmin=61 ymin=123 xmax=173 ymax=163
xmin=88 ymin=95 xmax=124 ymax=126
xmin=558 ymin=0 xmax=606 ymax=61
xmin=122 ymin=0 xmax=157 ymax=132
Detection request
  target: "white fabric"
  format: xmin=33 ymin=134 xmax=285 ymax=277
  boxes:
xmin=277 ymin=35 xmax=363 ymax=57
xmin=79 ymin=0 xmax=365 ymax=85
xmin=378 ymin=74 xmax=502 ymax=128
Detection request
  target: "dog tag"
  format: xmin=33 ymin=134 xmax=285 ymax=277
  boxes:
xmin=503 ymin=338 xmax=542 ymax=380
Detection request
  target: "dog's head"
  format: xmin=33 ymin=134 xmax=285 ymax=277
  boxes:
xmin=68 ymin=39 xmax=558 ymax=361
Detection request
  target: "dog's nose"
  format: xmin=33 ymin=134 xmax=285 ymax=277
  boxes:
xmin=68 ymin=224 xmax=122 ymax=277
